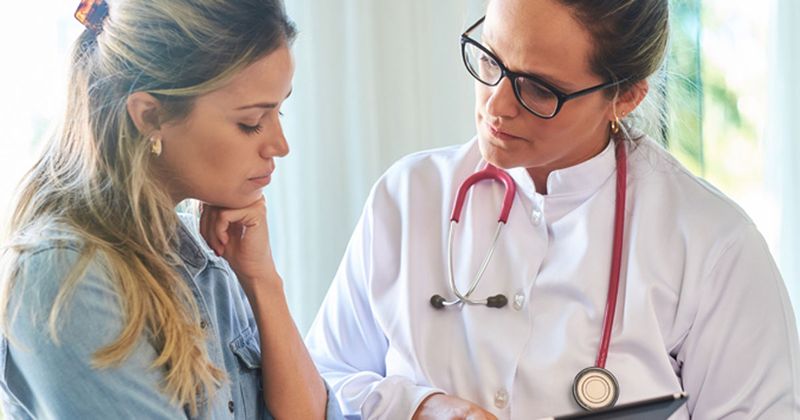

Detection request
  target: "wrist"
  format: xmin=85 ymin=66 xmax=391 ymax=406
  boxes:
xmin=412 ymin=392 xmax=446 ymax=420
xmin=239 ymin=269 xmax=284 ymax=299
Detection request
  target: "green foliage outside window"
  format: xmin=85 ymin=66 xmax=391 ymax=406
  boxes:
xmin=666 ymin=0 xmax=766 ymax=207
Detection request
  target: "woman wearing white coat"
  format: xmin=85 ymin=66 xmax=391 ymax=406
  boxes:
xmin=305 ymin=0 xmax=800 ymax=418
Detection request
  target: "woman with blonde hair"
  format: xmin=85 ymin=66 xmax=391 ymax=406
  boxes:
xmin=0 ymin=0 xmax=341 ymax=418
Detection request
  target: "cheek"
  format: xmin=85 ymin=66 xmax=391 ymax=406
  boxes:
xmin=524 ymin=93 xmax=606 ymax=136
xmin=474 ymin=83 xmax=492 ymax=111
xmin=556 ymin=100 xmax=607 ymax=134
xmin=168 ymin=124 xmax=227 ymax=169
xmin=474 ymin=86 xmax=496 ymax=133
xmin=162 ymin=120 xmax=246 ymax=188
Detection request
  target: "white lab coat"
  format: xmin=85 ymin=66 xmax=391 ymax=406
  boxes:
xmin=305 ymin=135 xmax=800 ymax=420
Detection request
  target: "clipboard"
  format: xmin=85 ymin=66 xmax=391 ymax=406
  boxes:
xmin=537 ymin=392 xmax=688 ymax=420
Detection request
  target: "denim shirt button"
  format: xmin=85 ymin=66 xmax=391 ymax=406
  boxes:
xmin=200 ymin=320 xmax=208 ymax=329
xmin=228 ymin=400 xmax=235 ymax=413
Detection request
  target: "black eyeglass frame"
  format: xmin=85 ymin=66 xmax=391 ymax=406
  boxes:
xmin=461 ymin=16 xmax=626 ymax=119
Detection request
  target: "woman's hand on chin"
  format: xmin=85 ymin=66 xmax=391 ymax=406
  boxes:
xmin=199 ymin=196 xmax=281 ymax=294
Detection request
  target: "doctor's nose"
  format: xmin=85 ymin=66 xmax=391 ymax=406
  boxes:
xmin=485 ymin=77 xmax=520 ymax=120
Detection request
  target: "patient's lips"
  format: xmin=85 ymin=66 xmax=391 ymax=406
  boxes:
xmin=248 ymin=167 xmax=274 ymax=187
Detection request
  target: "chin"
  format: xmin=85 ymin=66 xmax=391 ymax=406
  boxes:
xmin=199 ymin=190 xmax=263 ymax=210
xmin=235 ymin=192 xmax=266 ymax=208
xmin=477 ymin=134 xmax=525 ymax=169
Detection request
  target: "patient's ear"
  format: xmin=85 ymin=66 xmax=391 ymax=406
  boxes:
xmin=126 ymin=92 xmax=163 ymax=136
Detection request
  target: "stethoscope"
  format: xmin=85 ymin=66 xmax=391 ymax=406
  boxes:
xmin=429 ymin=138 xmax=629 ymax=412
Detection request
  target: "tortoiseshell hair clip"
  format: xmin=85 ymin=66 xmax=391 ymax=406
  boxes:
xmin=75 ymin=0 xmax=109 ymax=35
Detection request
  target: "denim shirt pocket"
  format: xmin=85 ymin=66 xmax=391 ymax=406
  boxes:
xmin=229 ymin=326 xmax=270 ymax=419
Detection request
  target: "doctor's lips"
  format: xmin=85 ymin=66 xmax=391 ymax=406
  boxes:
xmin=487 ymin=123 xmax=525 ymax=141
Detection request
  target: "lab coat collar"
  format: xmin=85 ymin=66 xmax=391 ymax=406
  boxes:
xmin=505 ymin=138 xmax=617 ymax=201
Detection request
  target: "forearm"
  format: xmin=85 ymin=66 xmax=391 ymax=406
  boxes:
xmin=246 ymin=277 xmax=327 ymax=419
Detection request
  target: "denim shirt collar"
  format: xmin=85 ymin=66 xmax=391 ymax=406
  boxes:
xmin=176 ymin=218 xmax=209 ymax=279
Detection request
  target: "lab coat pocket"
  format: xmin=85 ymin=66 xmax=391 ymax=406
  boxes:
xmin=229 ymin=326 xmax=267 ymax=419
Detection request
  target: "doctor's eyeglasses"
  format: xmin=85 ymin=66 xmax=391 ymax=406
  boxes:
xmin=461 ymin=17 xmax=625 ymax=119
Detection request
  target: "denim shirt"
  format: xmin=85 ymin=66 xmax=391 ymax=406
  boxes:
xmin=0 ymin=214 xmax=343 ymax=419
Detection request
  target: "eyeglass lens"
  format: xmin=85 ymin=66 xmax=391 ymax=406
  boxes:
xmin=463 ymin=42 xmax=560 ymax=117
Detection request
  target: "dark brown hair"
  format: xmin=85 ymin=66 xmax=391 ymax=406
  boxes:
xmin=559 ymin=0 xmax=670 ymax=95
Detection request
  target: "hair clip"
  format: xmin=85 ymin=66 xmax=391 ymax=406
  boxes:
xmin=75 ymin=0 xmax=109 ymax=35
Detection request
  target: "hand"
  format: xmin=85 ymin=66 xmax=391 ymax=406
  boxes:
xmin=412 ymin=394 xmax=498 ymax=420
xmin=198 ymin=196 xmax=279 ymax=293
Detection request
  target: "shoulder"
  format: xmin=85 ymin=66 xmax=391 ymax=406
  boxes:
xmin=625 ymin=135 xmax=775 ymax=285
xmin=383 ymin=138 xmax=479 ymax=180
xmin=5 ymin=221 xmax=112 ymax=295
xmin=3 ymin=222 xmax=120 ymax=342
xmin=370 ymin=139 xmax=480 ymax=205
xmin=1 ymin=227 xmax=184 ymax=419
xmin=628 ymin=135 xmax=754 ymax=232
xmin=14 ymin=245 xmax=114 ymax=299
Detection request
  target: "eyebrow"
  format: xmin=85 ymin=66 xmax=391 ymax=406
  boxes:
xmin=481 ymin=38 xmax=574 ymax=90
xmin=235 ymin=88 xmax=293 ymax=110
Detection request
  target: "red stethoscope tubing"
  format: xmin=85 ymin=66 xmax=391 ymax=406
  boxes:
xmin=451 ymin=163 xmax=516 ymax=224
xmin=445 ymin=138 xmax=628 ymax=369
xmin=596 ymin=139 xmax=628 ymax=369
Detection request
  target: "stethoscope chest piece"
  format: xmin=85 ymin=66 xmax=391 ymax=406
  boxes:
xmin=572 ymin=366 xmax=619 ymax=411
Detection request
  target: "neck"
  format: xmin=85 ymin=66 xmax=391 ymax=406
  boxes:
xmin=529 ymin=171 xmax=551 ymax=195
xmin=151 ymin=163 xmax=188 ymax=206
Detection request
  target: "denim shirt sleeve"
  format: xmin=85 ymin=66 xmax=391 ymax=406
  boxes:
xmin=1 ymin=246 xmax=186 ymax=419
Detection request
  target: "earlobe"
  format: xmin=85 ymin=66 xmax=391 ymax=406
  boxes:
xmin=126 ymin=92 xmax=163 ymax=136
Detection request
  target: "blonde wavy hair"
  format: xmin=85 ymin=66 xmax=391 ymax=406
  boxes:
xmin=0 ymin=0 xmax=296 ymax=414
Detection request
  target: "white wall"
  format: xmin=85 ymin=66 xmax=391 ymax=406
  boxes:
xmin=274 ymin=1 xmax=485 ymax=332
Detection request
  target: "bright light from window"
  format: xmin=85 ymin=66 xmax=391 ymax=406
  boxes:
xmin=0 ymin=2 xmax=83 ymax=226
xmin=701 ymin=0 xmax=778 ymax=249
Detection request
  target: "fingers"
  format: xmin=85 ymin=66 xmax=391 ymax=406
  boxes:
xmin=466 ymin=410 xmax=498 ymax=420
xmin=197 ymin=198 xmax=268 ymax=257
xmin=199 ymin=202 xmax=224 ymax=256
xmin=412 ymin=393 xmax=498 ymax=420
xmin=215 ymin=213 xmax=231 ymax=247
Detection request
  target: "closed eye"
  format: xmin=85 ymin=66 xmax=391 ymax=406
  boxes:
xmin=238 ymin=123 xmax=263 ymax=135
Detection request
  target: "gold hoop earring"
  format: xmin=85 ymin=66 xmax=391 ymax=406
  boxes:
xmin=610 ymin=119 xmax=621 ymax=135
xmin=150 ymin=135 xmax=162 ymax=157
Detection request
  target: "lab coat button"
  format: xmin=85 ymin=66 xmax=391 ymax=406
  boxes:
xmin=512 ymin=293 xmax=525 ymax=311
xmin=494 ymin=388 xmax=509 ymax=409
xmin=531 ymin=209 xmax=543 ymax=226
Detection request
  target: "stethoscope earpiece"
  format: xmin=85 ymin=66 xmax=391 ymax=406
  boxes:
xmin=430 ymin=294 xmax=446 ymax=309
xmin=486 ymin=294 xmax=508 ymax=308
xmin=429 ymin=293 xmax=508 ymax=309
